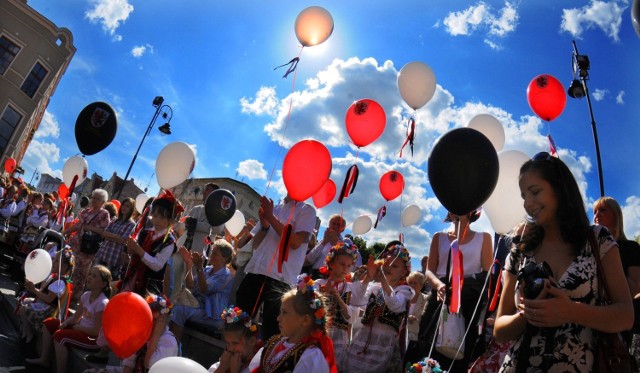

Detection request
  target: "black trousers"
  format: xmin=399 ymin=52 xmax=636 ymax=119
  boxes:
xmin=235 ymin=272 xmax=292 ymax=341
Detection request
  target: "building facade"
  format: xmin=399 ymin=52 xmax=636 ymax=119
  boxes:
xmin=0 ymin=0 xmax=76 ymax=166
xmin=173 ymin=177 xmax=262 ymax=224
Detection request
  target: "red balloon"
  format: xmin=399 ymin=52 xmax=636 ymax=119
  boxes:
xmin=4 ymin=158 xmax=16 ymax=173
xmin=283 ymin=140 xmax=332 ymax=202
xmin=103 ymin=292 xmax=152 ymax=359
xmin=57 ymin=184 xmax=69 ymax=200
xmin=312 ymin=179 xmax=336 ymax=209
xmin=110 ymin=199 xmax=121 ymax=212
xmin=379 ymin=170 xmax=405 ymax=201
xmin=345 ymin=99 xmax=386 ymax=147
xmin=526 ymin=74 xmax=566 ymax=121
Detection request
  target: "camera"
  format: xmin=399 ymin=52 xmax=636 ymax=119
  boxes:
xmin=517 ymin=260 xmax=553 ymax=299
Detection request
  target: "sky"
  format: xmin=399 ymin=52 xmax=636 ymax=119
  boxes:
xmin=23 ymin=0 xmax=640 ymax=270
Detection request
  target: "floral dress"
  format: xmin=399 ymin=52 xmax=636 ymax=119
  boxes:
xmin=499 ymin=225 xmax=616 ymax=373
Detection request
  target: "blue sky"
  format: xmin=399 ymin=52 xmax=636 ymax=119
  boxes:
xmin=23 ymin=0 xmax=640 ymax=269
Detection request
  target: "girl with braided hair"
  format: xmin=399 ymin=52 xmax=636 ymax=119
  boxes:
xmin=248 ymin=275 xmax=337 ymax=373
xmin=314 ymin=239 xmax=358 ymax=369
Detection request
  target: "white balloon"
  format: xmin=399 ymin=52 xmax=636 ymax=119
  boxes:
xmin=226 ymin=210 xmax=246 ymax=237
xmin=24 ymin=248 xmax=53 ymax=284
xmin=135 ymin=193 xmax=150 ymax=214
xmin=156 ymin=142 xmax=195 ymax=189
xmin=483 ymin=150 xmax=530 ymax=235
xmin=401 ymin=205 xmax=422 ymax=227
xmin=351 ymin=215 xmax=373 ymax=236
xmin=62 ymin=155 xmax=88 ymax=187
xmin=397 ymin=61 xmax=437 ymax=110
xmin=295 ymin=6 xmax=334 ymax=47
xmin=467 ymin=114 xmax=505 ymax=152
xmin=149 ymin=357 xmax=207 ymax=373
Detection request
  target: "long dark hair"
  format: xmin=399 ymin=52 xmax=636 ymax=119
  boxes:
xmin=118 ymin=197 xmax=135 ymax=222
xmin=519 ymin=153 xmax=590 ymax=255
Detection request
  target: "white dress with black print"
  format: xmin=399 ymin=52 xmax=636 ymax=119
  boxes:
xmin=499 ymin=225 xmax=616 ymax=373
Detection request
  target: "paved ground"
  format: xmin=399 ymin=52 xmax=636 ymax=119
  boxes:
xmin=0 ymin=256 xmax=29 ymax=372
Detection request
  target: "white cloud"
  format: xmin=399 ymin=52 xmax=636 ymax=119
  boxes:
xmin=236 ymin=159 xmax=267 ymax=180
xmin=561 ymin=1 xmax=627 ymax=42
xmin=85 ymin=0 xmax=134 ymax=36
xmin=443 ymin=2 xmax=488 ymax=36
xmin=442 ymin=2 xmax=518 ymax=48
xmin=622 ymin=196 xmax=640 ymax=239
xmin=22 ymin=140 xmax=62 ymax=180
xmin=242 ymin=56 xmax=600 ymax=263
xmin=616 ymin=90 xmax=625 ymax=104
xmin=592 ymin=88 xmax=608 ymax=101
xmin=240 ymin=86 xmax=279 ymax=116
xmin=131 ymin=44 xmax=153 ymax=58
xmin=35 ymin=111 xmax=60 ymax=139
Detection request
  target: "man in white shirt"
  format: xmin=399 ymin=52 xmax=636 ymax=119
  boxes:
xmin=235 ymin=194 xmax=316 ymax=341
xmin=304 ymin=214 xmax=345 ymax=278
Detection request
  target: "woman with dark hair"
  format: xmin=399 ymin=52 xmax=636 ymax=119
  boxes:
xmin=87 ymin=197 xmax=136 ymax=280
xmin=494 ymin=153 xmax=633 ymax=372
xmin=120 ymin=190 xmax=183 ymax=296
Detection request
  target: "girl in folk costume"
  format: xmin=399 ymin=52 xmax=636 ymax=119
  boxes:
xmin=343 ymin=241 xmax=413 ymax=373
xmin=84 ymin=294 xmax=180 ymax=373
xmin=209 ymin=306 xmax=262 ymax=373
xmin=17 ymin=247 xmax=74 ymax=344
xmin=121 ymin=190 xmax=184 ymax=296
xmin=314 ymin=239 xmax=359 ymax=369
xmin=26 ymin=265 xmax=113 ymax=373
xmin=249 ymin=275 xmax=337 ymax=373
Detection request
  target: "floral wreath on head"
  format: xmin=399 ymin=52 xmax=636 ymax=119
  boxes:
xmin=380 ymin=242 xmax=411 ymax=272
xmin=221 ymin=305 xmax=258 ymax=333
xmin=406 ymin=357 xmax=446 ymax=373
xmin=296 ymin=274 xmax=326 ymax=326
xmin=325 ymin=238 xmax=358 ymax=265
xmin=146 ymin=294 xmax=173 ymax=314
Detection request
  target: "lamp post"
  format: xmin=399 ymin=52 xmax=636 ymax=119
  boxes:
xmin=568 ymin=40 xmax=605 ymax=197
xmin=29 ymin=168 xmax=39 ymax=186
xmin=114 ymin=96 xmax=173 ymax=199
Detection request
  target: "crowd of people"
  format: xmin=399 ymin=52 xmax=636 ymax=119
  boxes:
xmin=1 ymin=152 xmax=639 ymax=372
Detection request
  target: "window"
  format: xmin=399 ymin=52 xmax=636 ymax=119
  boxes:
xmin=0 ymin=106 xmax=22 ymax=156
xmin=0 ymin=36 xmax=21 ymax=75
xmin=20 ymin=62 xmax=48 ymax=98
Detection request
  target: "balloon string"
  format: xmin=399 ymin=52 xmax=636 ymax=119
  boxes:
xmin=264 ymin=47 xmax=305 ymax=198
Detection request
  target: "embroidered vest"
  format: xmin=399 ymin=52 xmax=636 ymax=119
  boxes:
xmin=126 ymin=229 xmax=175 ymax=295
xmin=326 ymin=289 xmax=351 ymax=330
xmin=360 ymin=290 xmax=406 ymax=331
xmin=258 ymin=335 xmax=313 ymax=373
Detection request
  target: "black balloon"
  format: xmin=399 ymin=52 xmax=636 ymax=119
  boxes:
xmin=75 ymin=102 xmax=118 ymax=156
xmin=205 ymin=189 xmax=237 ymax=226
xmin=427 ymin=127 xmax=499 ymax=216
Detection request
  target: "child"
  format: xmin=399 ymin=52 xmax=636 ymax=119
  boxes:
xmin=26 ymin=265 xmax=112 ymax=373
xmin=17 ymin=247 xmax=74 ymax=344
xmin=121 ymin=190 xmax=183 ymax=296
xmin=343 ymin=241 xmax=413 ymax=373
xmin=209 ymin=306 xmax=261 ymax=373
xmin=248 ymin=275 xmax=337 ymax=373
xmin=314 ymin=239 xmax=359 ymax=369
xmin=403 ymin=271 xmax=430 ymax=367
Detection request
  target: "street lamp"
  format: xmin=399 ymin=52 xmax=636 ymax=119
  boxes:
xmin=568 ymin=40 xmax=605 ymax=197
xmin=114 ymin=96 xmax=173 ymax=198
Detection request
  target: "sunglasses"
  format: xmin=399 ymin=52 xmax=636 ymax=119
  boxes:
xmin=532 ymin=151 xmax=554 ymax=162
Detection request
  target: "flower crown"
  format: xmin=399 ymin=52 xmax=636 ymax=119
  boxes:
xmin=296 ymin=274 xmax=326 ymax=325
xmin=325 ymin=238 xmax=358 ymax=265
xmin=221 ymin=305 xmax=258 ymax=333
xmin=379 ymin=243 xmax=411 ymax=271
xmin=406 ymin=357 xmax=446 ymax=373
xmin=146 ymin=294 xmax=173 ymax=314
